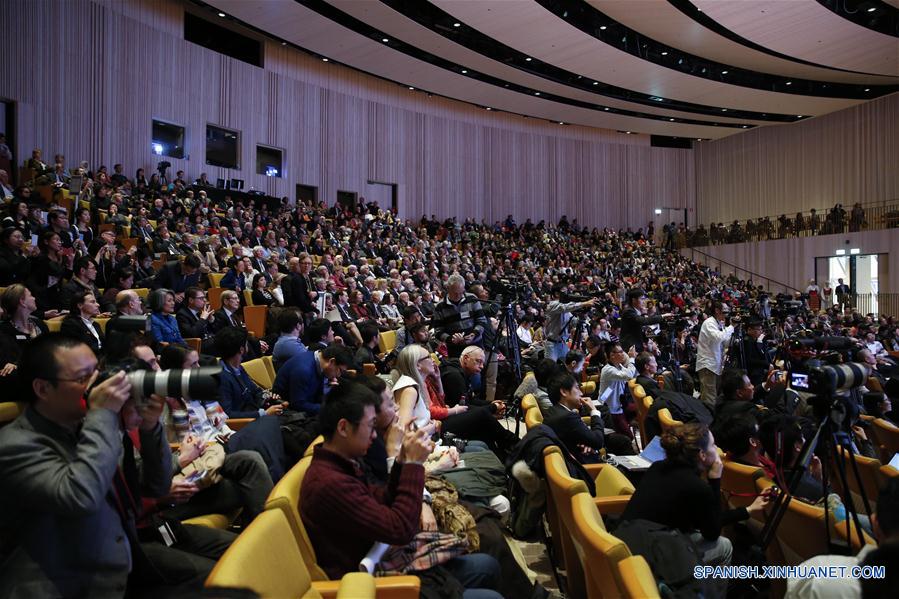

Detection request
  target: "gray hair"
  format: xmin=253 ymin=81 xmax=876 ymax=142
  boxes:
xmin=389 ymin=344 xmax=429 ymax=394
xmin=446 ymin=273 xmax=465 ymax=289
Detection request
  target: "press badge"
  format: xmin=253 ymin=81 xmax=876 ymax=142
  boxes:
xmin=158 ymin=522 xmax=177 ymax=547
xmin=460 ymin=311 xmax=470 ymax=319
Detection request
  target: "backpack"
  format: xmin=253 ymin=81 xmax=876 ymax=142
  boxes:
xmin=278 ymin=410 xmax=319 ymax=462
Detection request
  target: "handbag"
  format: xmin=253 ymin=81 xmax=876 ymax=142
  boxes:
xmin=425 ymin=478 xmax=480 ymax=551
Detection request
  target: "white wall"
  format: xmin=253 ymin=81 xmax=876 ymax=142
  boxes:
xmin=682 ymin=229 xmax=899 ymax=294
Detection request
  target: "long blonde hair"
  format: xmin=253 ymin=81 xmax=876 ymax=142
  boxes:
xmin=390 ymin=344 xmax=429 ymax=392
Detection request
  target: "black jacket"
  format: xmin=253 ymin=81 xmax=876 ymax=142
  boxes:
xmin=543 ymin=404 xmax=605 ymax=462
xmin=505 ymin=424 xmax=595 ymax=495
xmin=176 ymin=307 xmax=213 ymax=340
xmin=742 ymin=338 xmax=770 ymax=385
xmin=60 ymin=317 xmax=104 ymax=356
xmin=619 ymin=307 xmax=663 ymax=353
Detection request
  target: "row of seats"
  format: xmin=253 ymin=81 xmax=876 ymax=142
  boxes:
xmin=518 ymin=393 xmax=658 ymax=598
xmin=206 ymin=437 xmax=420 ymax=598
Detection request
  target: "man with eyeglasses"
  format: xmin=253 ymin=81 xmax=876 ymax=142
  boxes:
xmin=0 ymin=333 xmax=172 ymax=597
xmin=176 ymin=286 xmax=215 ymax=341
xmin=285 ymin=254 xmax=317 ymax=316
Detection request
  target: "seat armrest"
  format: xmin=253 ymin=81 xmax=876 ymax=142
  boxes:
xmin=314 ymin=576 xmax=421 ymax=599
xmin=593 ymin=496 xmax=631 ymax=515
xmin=226 ymin=418 xmax=254 ymax=430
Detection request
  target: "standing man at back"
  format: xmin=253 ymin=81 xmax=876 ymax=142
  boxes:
xmin=619 ymin=288 xmax=670 ymax=353
xmin=696 ymin=300 xmax=735 ymax=409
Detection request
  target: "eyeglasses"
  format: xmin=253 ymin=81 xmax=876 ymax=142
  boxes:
xmin=43 ymin=368 xmax=99 ymax=386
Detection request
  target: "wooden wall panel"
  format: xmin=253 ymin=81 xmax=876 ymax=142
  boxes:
xmin=695 ymin=92 xmax=899 ymax=225
xmin=0 ymin=0 xmax=695 ymax=230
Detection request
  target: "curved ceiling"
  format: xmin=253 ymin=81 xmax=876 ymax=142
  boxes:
xmin=202 ymin=0 xmax=899 ymax=140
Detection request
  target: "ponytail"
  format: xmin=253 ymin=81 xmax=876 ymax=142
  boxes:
xmin=660 ymin=422 xmax=711 ymax=468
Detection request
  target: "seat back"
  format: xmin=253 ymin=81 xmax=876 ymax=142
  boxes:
xmin=872 ymin=418 xmax=899 ymax=463
xmin=243 ymin=289 xmax=254 ymax=306
xmin=657 ymin=407 xmax=683 ymax=434
xmin=378 ymin=329 xmax=397 ymax=354
xmin=832 ymin=446 xmax=882 ymax=514
xmin=244 ymin=305 xmax=268 ymax=339
xmin=634 ymin=387 xmax=652 ymax=445
xmin=183 ymin=338 xmax=202 ymax=354
xmin=756 ymin=478 xmax=873 ymax=566
xmin=0 ymin=402 xmax=24 ymax=427
xmin=262 ymin=355 xmax=276 ymax=382
xmin=569 ymin=492 xmax=633 ymax=599
xmin=208 ymin=272 xmax=226 ymax=288
xmin=206 ymin=507 xmax=320 ymax=598
xmin=525 ymin=407 xmax=543 ymax=430
xmin=520 ymin=394 xmax=538 ymax=411
xmin=617 ymin=555 xmax=660 ymax=599
xmin=132 ymin=287 xmax=150 ymax=299
xmin=304 ymin=435 xmax=324 ymax=457
xmin=243 ymin=358 xmax=273 ymax=389
xmin=593 ymin=464 xmax=635 ymax=498
xmin=208 ymin=287 xmax=225 ymax=311
xmin=45 ymin=319 xmax=62 ymax=332
xmin=720 ymin=459 xmax=766 ymax=509
xmin=265 ymin=456 xmax=329 ymax=580
xmin=545 ymin=448 xmax=590 ymax=599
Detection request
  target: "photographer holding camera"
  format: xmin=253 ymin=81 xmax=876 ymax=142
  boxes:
xmin=620 ymin=288 xmax=672 ymax=353
xmin=696 ymin=300 xmax=735 ymax=410
xmin=543 ymin=285 xmax=596 ymax=361
xmin=0 ymin=333 xmax=169 ymax=597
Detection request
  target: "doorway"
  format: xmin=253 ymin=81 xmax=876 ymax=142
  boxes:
xmin=817 ymin=253 xmax=881 ymax=313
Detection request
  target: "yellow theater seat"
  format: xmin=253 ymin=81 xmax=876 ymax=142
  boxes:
xmin=208 ymin=272 xmax=226 ymax=288
xmin=570 ymin=492 xmax=635 ymax=599
xmin=520 ymin=394 xmax=538 ymax=411
xmin=524 ymin=407 xmax=543 ymax=430
xmin=617 ymin=555 xmax=661 ymax=599
xmin=378 ymin=330 xmax=397 ymax=354
xmin=205 ymin=507 xmax=378 ymax=598
xmin=243 ymin=358 xmax=273 ymax=389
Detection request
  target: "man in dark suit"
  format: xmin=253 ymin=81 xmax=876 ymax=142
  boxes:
xmin=176 ymin=286 xmax=215 ymax=341
xmin=153 ymin=254 xmax=201 ymax=304
xmin=543 ymin=373 xmax=634 ymax=461
xmin=835 ymin=278 xmax=851 ymax=313
xmin=619 ymin=288 xmax=671 ymax=353
xmin=634 ymin=352 xmax=663 ymax=397
xmin=210 ymin=290 xmax=268 ymax=358
xmin=60 ymin=290 xmax=105 ymax=356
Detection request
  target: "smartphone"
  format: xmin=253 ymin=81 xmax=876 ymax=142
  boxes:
xmin=184 ymin=469 xmax=208 ymax=484
xmin=790 ymin=372 xmax=810 ymax=391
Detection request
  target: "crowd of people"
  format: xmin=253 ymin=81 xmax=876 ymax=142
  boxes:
xmin=655 ymin=200 xmax=899 ymax=249
xmin=0 ymin=152 xmax=897 ymax=598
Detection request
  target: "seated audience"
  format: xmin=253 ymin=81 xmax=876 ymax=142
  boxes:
xmin=300 ymin=381 xmax=503 ymax=598
xmin=621 ymin=423 xmax=770 ymax=566
xmin=215 ymin=326 xmax=285 ymax=419
xmin=148 ymin=288 xmax=185 ymax=345
xmin=60 ymin=290 xmax=105 ymax=356
xmin=272 ymin=342 xmax=354 ymax=414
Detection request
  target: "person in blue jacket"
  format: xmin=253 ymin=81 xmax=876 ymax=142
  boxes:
xmin=215 ymin=326 xmax=285 ymax=419
xmin=273 ymin=343 xmax=355 ymax=414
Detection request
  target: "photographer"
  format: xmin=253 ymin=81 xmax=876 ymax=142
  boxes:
xmin=696 ymin=300 xmax=735 ymax=409
xmin=0 ymin=334 xmax=169 ymax=597
xmin=619 ymin=288 xmax=672 ymax=353
xmin=742 ymin=318 xmax=773 ymax=385
xmin=543 ymin=286 xmax=595 ymax=361
xmin=432 ymin=274 xmax=487 ymax=359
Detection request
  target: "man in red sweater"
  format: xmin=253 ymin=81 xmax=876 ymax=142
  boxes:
xmin=301 ymin=382 xmax=503 ymax=598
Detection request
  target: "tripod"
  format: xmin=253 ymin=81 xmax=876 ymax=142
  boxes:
xmin=725 ymin=321 xmax=747 ymax=370
xmin=482 ymin=299 xmax=526 ymax=436
xmin=761 ymin=396 xmax=872 ymax=553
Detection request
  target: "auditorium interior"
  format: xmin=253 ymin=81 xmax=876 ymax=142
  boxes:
xmin=1 ymin=1 xmax=898 ymax=598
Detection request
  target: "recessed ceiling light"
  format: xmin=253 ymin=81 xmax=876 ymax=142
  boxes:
xmin=742 ymin=125 xmax=749 ymax=128
xmin=864 ymin=88 xmax=871 ymax=92
xmin=453 ymin=22 xmax=461 ymax=27
xmin=408 ymin=86 xmax=415 ymax=90
xmin=603 ymin=107 xmax=609 ymax=111
xmin=867 ymin=7 xmax=876 ymax=12
xmin=592 ymin=81 xmax=598 ymax=85
xmin=534 ymin=92 xmax=540 ymax=96
xmin=721 ymin=108 xmax=728 ymax=112
xmin=558 ymin=121 xmax=564 ymax=125
xmin=661 ymin=51 xmax=668 ymax=56
xmin=525 ymin=57 xmax=532 ymax=62
xmin=785 ymin=81 xmax=792 ymax=85
xmin=696 ymin=138 xmax=702 ymax=141
xmin=599 ymin=26 xmax=607 ymax=30
xmin=625 ymin=131 xmax=633 ymax=134
xmin=217 ymin=12 xmax=226 ymax=17
xmin=381 ymin=38 xmax=389 ymax=43
xmin=669 ymin=118 xmax=675 ymax=121
xmin=721 ymin=70 xmax=728 ymax=74
xmin=485 ymin=107 xmax=492 ymax=111
xmin=322 ymin=58 xmax=328 ymax=62
xmin=461 ymin=69 xmax=468 ymax=74
xmin=281 ymin=42 xmax=287 ymax=46
xmin=797 ymin=115 xmax=803 ymax=118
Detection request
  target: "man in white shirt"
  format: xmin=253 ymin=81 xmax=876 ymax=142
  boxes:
xmin=696 ymin=300 xmax=735 ymax=409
